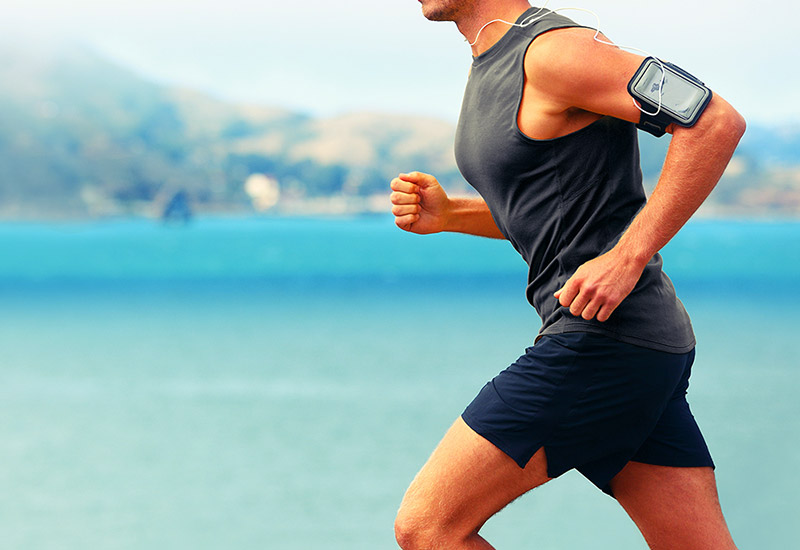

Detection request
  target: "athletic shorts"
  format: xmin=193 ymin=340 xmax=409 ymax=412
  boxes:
xmin=461 ymin=332 xmax=714 ymax=497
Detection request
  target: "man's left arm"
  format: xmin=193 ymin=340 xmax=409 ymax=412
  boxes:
xmin=527 ymin=28 xmax=747 ymax=322
xmin=555 ymin=96 xmax=746 ymax=321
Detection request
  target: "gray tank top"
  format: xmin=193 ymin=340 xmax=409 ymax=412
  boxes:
xmin=454 ymin=8 xmax=695 ymax=353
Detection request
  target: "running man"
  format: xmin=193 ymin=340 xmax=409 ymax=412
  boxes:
xmin=389 ymin=1 xmax=745 ymax=549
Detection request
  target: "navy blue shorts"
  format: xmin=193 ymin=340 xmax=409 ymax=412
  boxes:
xmin=461 ymin=332 xmax=714 ymax=496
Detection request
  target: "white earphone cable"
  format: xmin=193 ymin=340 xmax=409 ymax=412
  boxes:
xmin=467 ymin=3 xmax=666 ymax=117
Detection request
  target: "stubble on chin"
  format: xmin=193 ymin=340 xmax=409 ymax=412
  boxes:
xmin=420 ymin=0 xmax=464 ymax=22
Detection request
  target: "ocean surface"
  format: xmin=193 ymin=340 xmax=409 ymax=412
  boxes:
xmin=0 ymin=216 xmax=797 ymax=550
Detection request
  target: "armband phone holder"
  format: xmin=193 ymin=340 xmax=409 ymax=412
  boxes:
xmin=628 ymin=57 xmax=712 ymax=137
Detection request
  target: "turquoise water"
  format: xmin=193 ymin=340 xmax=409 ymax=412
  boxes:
xmin=0 ymin=217 xmax=798 ymax=549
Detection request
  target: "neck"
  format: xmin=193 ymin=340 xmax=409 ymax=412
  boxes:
xmin=456 ymin=0 xmax=532 ymax=56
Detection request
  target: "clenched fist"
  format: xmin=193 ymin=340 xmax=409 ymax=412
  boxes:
xmin=389 ymin=171 xmax=450 ymax=234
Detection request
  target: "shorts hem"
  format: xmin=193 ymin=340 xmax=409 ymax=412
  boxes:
xmin=460 ymin=413 xmax=559 ymax=477
xmin=628 ymin=456 xmax=716 ymax=470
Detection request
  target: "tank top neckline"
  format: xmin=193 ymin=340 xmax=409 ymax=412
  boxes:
xmin=471 ymin=6 xmax=545 ymax=66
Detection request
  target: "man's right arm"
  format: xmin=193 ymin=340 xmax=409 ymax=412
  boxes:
xmin=390 ymin=171 xmax=505 ymax=239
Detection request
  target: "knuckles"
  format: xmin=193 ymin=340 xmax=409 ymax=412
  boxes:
xmin=392 ymin=204 xmax=420 ymax=216
xmin=390 ymin=179 xmax=419 ymax=195
xmin=390 ymin=192 xmax=420 ymax=205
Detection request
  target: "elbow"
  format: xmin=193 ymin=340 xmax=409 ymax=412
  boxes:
xmin=724 ymin=104 xmax=747 ymax=143
xmin=677 ymin=95 xmax=746 ymax=149
xmin=706 ymin=96 xmax=746 ymax=144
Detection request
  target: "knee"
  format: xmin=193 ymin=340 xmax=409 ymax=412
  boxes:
xmin=394 ymin=506 xmax=441 ymax=550
xmin=394 ymin=508 xmax=424 ymax=550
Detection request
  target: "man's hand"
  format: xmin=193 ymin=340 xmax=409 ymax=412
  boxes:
xmin=390 ymin=172 xmax=450 ymax=234
xmin=554 ymin=248 xmax=648 ymax=322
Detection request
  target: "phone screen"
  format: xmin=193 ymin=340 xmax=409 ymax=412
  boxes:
xmin=634 ymin=63 xmax=707 ymax=122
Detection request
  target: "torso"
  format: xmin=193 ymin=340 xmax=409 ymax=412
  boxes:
xmin=453 ymin=7 xmax=696 ymax=354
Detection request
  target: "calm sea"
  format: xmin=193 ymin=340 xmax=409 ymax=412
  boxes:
xmin=0 ymin=216 xmax=797 ymax=549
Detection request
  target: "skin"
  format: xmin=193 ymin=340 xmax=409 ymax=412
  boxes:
xmin=392 ymin=1 xmax=745 ymax=549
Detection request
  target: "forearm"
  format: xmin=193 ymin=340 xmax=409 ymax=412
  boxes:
xmin=613 ymin=96 xmax=746 ymax=266
xmin=443 ymin=196 xmax=506 ymax=239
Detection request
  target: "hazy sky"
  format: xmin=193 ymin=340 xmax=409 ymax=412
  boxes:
xmin=3 ymin=0 xmax=796 ymax=124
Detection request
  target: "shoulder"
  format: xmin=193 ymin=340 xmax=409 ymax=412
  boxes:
xmin=524 ymin=27 xmax=612 ymax=86
xmin=522 ymin=27 xmax=646 ymax=123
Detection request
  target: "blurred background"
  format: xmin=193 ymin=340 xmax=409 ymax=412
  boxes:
xmin=0 ymin=1 xmax=798 ymax=549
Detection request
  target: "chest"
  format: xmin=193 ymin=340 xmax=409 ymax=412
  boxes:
xmin=454 ymin=61 xmax=611 ymax=205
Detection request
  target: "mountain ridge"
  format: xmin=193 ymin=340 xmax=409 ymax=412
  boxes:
xmin=0 ymin=43 xmax=797 ymax=219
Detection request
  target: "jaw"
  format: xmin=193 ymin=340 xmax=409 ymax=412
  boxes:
xmin=419 ymin=0 xmax=473 ymax=22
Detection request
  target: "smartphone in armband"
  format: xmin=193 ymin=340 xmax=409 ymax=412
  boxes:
xmin=628 ymin=57 xmax=713 ymax=137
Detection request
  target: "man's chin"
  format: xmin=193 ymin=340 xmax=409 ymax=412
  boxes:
xmin=420 ymin=1 xmax=458 ymax=22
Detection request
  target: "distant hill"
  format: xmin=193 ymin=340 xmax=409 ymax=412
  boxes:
xmin=0 ymin=42 xmax=797 ymax=219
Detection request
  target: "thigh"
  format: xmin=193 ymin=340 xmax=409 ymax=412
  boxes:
xmin=398 ymin=416 xmax=551 ymax=538
xmin=610 ymin=462 xmax=737 ymax=550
